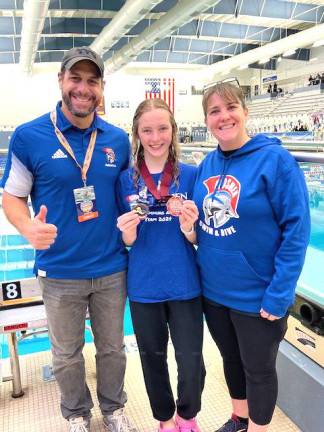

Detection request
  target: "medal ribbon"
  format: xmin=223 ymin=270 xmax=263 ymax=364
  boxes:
xmin=50 ymin=110 xmax=97 ymax=186
xmin=139 ymin=159 xmax=173 ymax=199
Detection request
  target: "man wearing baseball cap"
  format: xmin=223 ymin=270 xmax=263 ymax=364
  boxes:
xmin=1 ymin=46 xmax=137 ymax=432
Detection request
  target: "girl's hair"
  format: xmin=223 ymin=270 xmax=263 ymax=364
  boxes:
xmin=132 ymin=98 xmax=179 ymax=185
xmin=202 ymin=82 xmax=247 ymax=118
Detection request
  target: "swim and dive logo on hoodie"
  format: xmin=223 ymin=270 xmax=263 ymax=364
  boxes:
xmin=200 ymin=175 xmax=240 ymax=237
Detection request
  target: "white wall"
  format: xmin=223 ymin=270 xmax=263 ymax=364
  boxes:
xmin=0 ymin=63 xmax=61 ymax=125
xmin=0 ymin=62 xmax=207 ymax=129
xmin=1 ymin=48 xmax=323 ymax=128
xmin=105 ymin=67 xmax=206 ymax=129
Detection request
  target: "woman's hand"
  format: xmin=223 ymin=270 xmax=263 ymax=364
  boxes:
xmin=117 ymin=210 xmax=141 ymax=233
xmin=117 ymin=211 xmax=141 ymax=245
xmin=179 ymin=200 xmax=199 ymax=232
xmin=260 ymin=308 xmax=280 ymax=321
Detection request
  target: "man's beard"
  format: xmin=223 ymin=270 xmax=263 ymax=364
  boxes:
xmin=62 ymin=92 xmax=98 ymax=118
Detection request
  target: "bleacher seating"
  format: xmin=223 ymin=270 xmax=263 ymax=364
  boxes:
xmin=247 ymin=85 xmax=324 ymax=137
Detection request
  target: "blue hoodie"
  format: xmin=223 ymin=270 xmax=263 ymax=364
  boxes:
xmin=193 ymin=134 xmax=310 ymax=317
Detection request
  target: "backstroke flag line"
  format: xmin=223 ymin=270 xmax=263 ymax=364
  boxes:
xmin=145 ymin=77 xmax=175 ymax=113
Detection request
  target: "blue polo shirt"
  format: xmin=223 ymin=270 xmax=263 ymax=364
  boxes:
xmin=117 ymin=163 xmax=201 ymax=303
xmin=1 ymin=102 xmax=130 ymax=278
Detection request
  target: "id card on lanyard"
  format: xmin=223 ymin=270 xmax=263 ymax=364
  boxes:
xmin=50 ymin=110 xmax=99 ymax=222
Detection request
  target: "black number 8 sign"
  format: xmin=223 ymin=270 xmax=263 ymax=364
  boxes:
xmin=2 ymin=281 xmax=22 ymax=301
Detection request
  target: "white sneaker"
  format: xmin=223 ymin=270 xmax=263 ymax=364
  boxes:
xmin=68 ymin=416 xmax=91 ymax=432
xmin=103 ymin=408 xmax=138 ymax=432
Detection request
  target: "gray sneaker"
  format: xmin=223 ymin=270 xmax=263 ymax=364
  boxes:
xmin=103 ymin=408 xmax=138 ymax=432
xmin=68 ymin=416 xmax=91 ymax=432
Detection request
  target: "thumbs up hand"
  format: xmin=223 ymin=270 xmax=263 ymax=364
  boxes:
xmin=35 ymin=205 xmax=48 ymax=223
xmin=24 ymin=205 xmax=58 ymax=250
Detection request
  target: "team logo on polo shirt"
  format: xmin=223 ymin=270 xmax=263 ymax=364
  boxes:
xmin=202 ymin=175 xmax=240 ymax=228
xmin=51 ymin=149 xmax=68 ymax=159
xmin=103 ymin=148 xmax=116 ymax=167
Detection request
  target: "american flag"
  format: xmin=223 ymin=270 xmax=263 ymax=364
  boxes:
xmin=145 ymin=77 xmax=175 ymax=113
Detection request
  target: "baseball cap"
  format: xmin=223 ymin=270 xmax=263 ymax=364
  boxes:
xmin=61 ymin=46 xmax=104 ymax=77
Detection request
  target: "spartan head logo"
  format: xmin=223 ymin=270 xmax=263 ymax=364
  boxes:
xmin=103 ymin=148 xmax=115 ymax=164
xmin=203 ymin=175 xmax=240 ymax=228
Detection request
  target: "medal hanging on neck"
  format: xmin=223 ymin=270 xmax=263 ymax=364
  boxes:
xmin=50 ymin=110 xmax=99 ymax=222
xmin=139 ymin=159 xmax=184 ymax=217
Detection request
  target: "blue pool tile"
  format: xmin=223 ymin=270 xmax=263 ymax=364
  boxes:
xmin=6 ymin=235 xmax=30 ymax=246
xmin=4 ymin=268 xmax=34 ymax=281
xmin=5 ymin=248 xmax=35 ymax=263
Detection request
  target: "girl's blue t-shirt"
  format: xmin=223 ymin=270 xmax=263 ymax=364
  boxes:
xmin=117 ymin=162 xmax=201 ymax=303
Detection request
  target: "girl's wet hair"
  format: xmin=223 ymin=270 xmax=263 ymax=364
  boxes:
xmin=202 ymin=82 xmax=247 ymax=118
xmin=132 ymin=98 xmax=180 ymax=185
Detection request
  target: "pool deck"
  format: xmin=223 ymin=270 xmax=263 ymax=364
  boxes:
xmin=0 ymin=328 xmax=301 ymax=432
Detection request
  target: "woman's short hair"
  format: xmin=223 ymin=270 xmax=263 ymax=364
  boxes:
xmin=202 ymin=82 xmax=247 ymax=118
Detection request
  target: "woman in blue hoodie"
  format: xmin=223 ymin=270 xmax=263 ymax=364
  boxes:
xmin=192 ymin=82 xmax=310 ymax=432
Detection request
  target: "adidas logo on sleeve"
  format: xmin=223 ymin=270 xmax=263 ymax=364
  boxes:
xmin=52 ymin=149 xmax=68 ymax=159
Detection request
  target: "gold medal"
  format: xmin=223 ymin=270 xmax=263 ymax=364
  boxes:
xmin=131 ymin=201 xmax=149 ymax=219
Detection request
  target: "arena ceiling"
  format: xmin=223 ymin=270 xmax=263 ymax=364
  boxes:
xmin=0 ymin=0 xmax=323 ymax=74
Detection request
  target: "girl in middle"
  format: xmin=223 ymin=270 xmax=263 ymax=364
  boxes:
xmin=116 ymin=98 xmax=205 ymax=432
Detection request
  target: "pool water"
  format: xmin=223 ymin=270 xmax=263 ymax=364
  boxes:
xmin=309 ymin=206 xmax=324 ymax=251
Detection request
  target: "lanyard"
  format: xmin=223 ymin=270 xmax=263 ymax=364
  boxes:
xmin=50 ymin=110 xmax=97 ymax=186
xmin=139 ymin=159 xmax=173 ymax=199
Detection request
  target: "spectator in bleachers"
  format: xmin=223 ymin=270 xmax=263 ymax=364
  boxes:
xmin=317 ymin=123 xmax=324 ymax=141
xmin=308 ymin=72 xmax=323 ymax=86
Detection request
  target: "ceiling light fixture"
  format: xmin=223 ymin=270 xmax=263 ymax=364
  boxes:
xmin=258 ymin=58 xmax=269 ymax=64
xmin=282 ymin=49 xmax=296 ymax=57
xmin=312 ymin=40 xmax=324 ymax=47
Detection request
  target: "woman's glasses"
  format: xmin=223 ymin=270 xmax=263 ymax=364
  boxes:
xmin=203 ymin=77 xmax=240 ymax=93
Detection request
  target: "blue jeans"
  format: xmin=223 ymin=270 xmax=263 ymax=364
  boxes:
xmin=39 ymin=271 xmax=127 ymax=419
